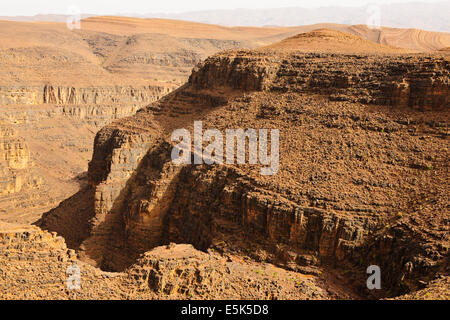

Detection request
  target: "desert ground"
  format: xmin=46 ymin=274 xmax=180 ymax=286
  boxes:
xmin=0 ymin=16 xmax=448 ymax=300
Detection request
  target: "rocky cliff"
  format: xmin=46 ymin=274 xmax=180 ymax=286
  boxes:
xmin=0 ymin=122 xmax=41 ymax=197
xmin=0 ymin=102 xmax=163 ymax=223
xmin=0 ymin=221 xmax=348 ymax=299
xmin=190 ymin=51 xmax=449 ymax=110
xmin=39 ymin=46 xmax=449 ymax=298
xmin=0 ymin=78 xmax=177 ymax=222
xmin=0 ymin=85 xmax=171 ymax=105
xmin=0 ymin=16 xmax=260 ymax=223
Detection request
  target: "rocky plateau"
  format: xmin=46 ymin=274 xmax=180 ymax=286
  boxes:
xmin=0 ymin=17 xmax=449 ymax=300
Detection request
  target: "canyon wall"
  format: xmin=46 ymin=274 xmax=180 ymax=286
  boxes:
xmin=0 ymin=18 xmax=256 ymax=223
xmin=190 ymin=52 xmax=449 ymax=111
xmin=39 ymin=50 xmax=449 ymax=297
xmin=0 ymin=85 xmax=172 ymax=106
xmin=0 ymin=122 xmax=41 ymax=196
xmin=0 ymin=83 xmax=175 ymax=223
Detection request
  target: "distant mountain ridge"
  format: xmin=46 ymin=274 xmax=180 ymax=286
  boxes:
xmin=0 ymin=14 xmax=96 ymax=22
xmin=0 ymin=2 xmax=448 ymax=33
xmin=141 ymin=2 xmax=450 ymax=32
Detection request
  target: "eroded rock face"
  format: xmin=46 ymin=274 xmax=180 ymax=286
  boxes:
xmin=0 ymin=122 xmax=41 ymax=196
xmin=42 ymin=85 xmax=172 ymax=105
xmin=126 ymin=243 xmax=337 ymax=300
xmin=0 ymin=82 xmax=176 ymax=222
xmin=161 ymin=166 xmax=373 ymax=262
xmin=0 ymin=223 xmax=346 ymax=300
xmin=1 ymin=21 xmax=249 ymax=222
xmin=0 ymin=221 xmax=131 ymax=300
xmin=39 ymin=50 xmax=449 ymax=298
xmin=0 ymin=123 xmax=30 ymax=170
xmin=190 ymin=52 xmax=449 ymax=110
xmin=0 ymin=105 xmax=160 ymax=223
xmin=0 ymin=85 xmax=172 ymax=105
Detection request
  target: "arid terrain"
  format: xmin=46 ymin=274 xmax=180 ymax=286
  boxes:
xmin=0 ymin=16 xmax=449 ymax=300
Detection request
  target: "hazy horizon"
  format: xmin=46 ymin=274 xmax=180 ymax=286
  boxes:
xmin=0 ymin=0 xmax=446 ymax=16
xmin=0 ymin=1 xmax=448 ymax=32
